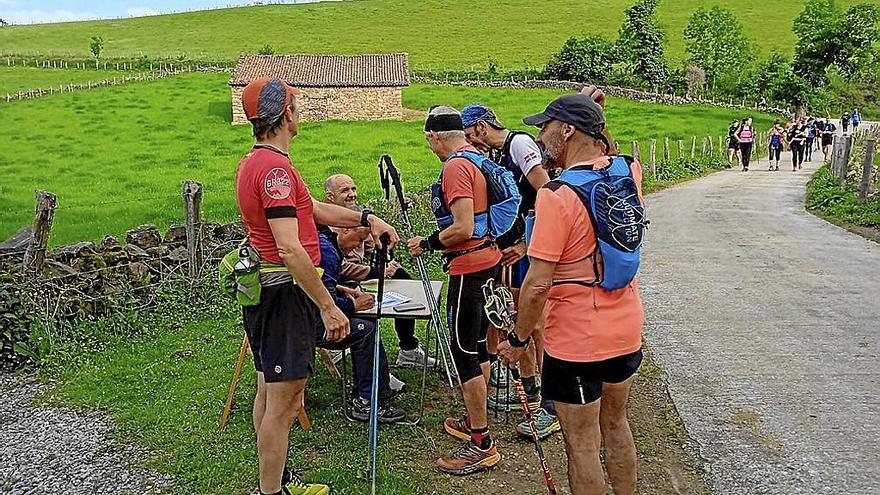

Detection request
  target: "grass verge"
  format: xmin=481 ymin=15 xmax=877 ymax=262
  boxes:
xmin=806 ymin=164 xmax=880 ymax=243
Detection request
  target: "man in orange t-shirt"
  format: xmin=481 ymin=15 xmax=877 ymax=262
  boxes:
xmin=407 ymin=105 xmax=502 ymax=476
xmin=498 ymin=93 xmax=644 ymax=495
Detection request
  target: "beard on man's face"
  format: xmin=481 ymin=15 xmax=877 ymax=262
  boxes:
xmin=540 ymin=134 xmax=562 ymax=170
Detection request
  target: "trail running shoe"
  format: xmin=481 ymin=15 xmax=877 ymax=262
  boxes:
xmin=436 ymin=440 xmax=501 ymax=475
xmin=395 ymin=344 xmax=437 ymax=368
xmin=281 ymin=468 xmax=330 ymax=495
xmin=351 ymin=397 xmax=406 ymax=424
xmin=516 ymin=408 xmax=561 ymax=441
xmin=443 ymin=415 xmax=471 ymax=441
xmin=488 ymin=390 xmax=540 ymax=412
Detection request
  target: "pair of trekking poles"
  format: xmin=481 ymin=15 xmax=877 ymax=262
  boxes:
xmin=366 ymin=155 xmax=557 ymax=495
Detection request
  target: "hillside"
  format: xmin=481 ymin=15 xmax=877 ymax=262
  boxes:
xmin=0 ymin=0 xmax=870 ymax=71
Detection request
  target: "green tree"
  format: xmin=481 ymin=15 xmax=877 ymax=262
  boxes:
xmin=546 ymin=35 xmax=618 ymax=84
xmin=617 ymin=0 xmax=669 ymax=88
xmin=89 ymin=36 xmax=104 ymax=60
xmin=684 ymin=7 xmax=752 ymax=89
xmin=793 ymin=0 xmax=880 ymax=84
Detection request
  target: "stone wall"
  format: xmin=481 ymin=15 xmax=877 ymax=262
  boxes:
xmin=231 ymin=85 xmax=403 ymax=124
xmin=411 ymin=77 xmax=794 ymax=119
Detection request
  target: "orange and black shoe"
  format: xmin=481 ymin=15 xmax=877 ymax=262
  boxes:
xmin=443 ymin=415 xmax=471 ymax=441
xmin=436 ymin=439 xmax=501 ymax=475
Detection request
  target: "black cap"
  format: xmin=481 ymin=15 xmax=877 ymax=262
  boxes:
xmin=523 ymin=93 xmax=605 ymax=135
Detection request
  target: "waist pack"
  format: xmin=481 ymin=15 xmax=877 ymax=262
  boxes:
xmin=219 ymin=244 xmax=291 ymax=306
xmin=431 ymin=150 xmax=522 ymax=239
xmin=527 ymin=156 xmax=647 ymax=290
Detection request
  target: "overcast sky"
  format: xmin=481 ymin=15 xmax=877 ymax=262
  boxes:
xmin=0 ymin=0 xmax=337 ymax=24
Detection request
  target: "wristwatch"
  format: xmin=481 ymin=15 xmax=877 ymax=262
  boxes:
xmin=507 ymin=331 xmax=531 ymax=348
xmin=359 ymin=208 xmax=374 ymax=227
xmin=419 ymin=238 xmax=432 ymax=252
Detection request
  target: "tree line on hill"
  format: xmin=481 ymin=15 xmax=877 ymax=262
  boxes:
xmin=545 ymin=0 xmax=880 ymax=117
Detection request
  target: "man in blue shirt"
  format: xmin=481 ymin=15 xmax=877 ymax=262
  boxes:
xmin=316 ymin=226 xmax=406 ymax=423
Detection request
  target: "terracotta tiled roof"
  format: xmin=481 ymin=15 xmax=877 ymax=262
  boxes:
xmin=229 ymin=53 xmax=409 ymax=87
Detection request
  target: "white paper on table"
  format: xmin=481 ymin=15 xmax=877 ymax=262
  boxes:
xmin=369 ymin=291 xmax=409 ymax=310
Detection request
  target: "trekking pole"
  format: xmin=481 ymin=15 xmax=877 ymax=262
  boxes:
xmin=368 ymin=233 xmax=391 ymax=495
xmin=482 ymin=278 xmax=558 ymax=495
xmin=379 ymin=154 xmax=461 ymax=391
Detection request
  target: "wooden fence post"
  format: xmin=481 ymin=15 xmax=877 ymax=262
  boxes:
xmin=664 ymin=137 xmax=670 ymax=162
xmin=22 ymin=190 xmax=56 ymax=277
xmin=718 ymin=136 xmax=724 ymax=157
xmin=677 ymin=140 xmax=684 ymax=159
xmin=701 ymin=137 xmax=708 ymax=157
xmin=859 ymin=140 xmax=875 ymax=203
xmin=183 ymin=181 xmax=203 ymax=278
xmin=650 ymin=139 xmax=657 ymax=176
xmin=691 ymin=136 xmax=697 ymax=158
xmin=631 ymin=140 xmax=640 ymax=161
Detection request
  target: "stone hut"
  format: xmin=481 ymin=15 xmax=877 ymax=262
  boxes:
xmin=229 ymin=53 xmax=410 ymax=124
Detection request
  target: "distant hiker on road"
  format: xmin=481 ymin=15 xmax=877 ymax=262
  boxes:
xmin=821 ymin=117 xmax=837 ymax=160
xmin=726 ymin=120 xmax=740 ymax=169
xmin=787 ymin=119 xmax=807 ymax=171
xmin=767 ymin=121 xmax=786 ymax=171
xmin=501 ymin=93 xmax=646 ymax=495
xmin=234 ymin=76 xmax=398 ymax=495
xmin=852 ymin=108 xmax=862 ymax=131
xmin=804 ymin=118 xmax=816 ymax=162
xmin=407 ymin=106 xmax=503 ymax=476
xmin=841 ymin=111 xmax=851 ymax=134
xmin=735 ymin=118 xmax=755 ymax=172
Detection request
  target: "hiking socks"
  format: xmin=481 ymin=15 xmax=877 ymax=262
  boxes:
xmin=470 ymin=426 xmax=492 ymax=449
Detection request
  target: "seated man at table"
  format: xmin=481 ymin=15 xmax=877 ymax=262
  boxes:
xmin=324 ymin=173 xmax=436 ymax=369
xmin=317 ymin=224 xmax=407 ymax=423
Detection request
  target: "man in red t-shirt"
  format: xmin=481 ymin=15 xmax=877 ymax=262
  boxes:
xmin=407 ymin=106 xmax=502 ymax=475
xmin=498 ymin=93 xmax=644 ymax=495
xmin=235 ymin=77 xmax=399 ymax=495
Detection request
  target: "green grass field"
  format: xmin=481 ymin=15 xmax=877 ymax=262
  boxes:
xmin=0 ymin=0 xmax=870 ymax=70
xmin=0 ymin=66 xmax=131 ymax=94
xmin=0 ymin=72 xmax=775 ymax=246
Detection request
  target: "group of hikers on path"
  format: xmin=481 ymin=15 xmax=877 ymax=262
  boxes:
xmin=229 ymin=76 xmax=645 ymax=495
xmin=726 ymin=112 xmax=857 ymax=172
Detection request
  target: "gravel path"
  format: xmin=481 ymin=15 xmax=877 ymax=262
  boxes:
xmin=640 ymin=136 xmax=880 ymax=494
xmin=0 ymin=374 xmax=168 ymax=494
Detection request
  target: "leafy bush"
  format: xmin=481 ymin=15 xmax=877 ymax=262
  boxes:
xmin=0 ymin=283 xmax=36 ymax=372
xmin=617 ymin=0 xmax=669 ymax=88
xmin=684 ymin=7 xmax=752 ymax=90
xmin=258 ymin=43 xmax=275 ymax=55
xmin=545 ymin=35 xmax=619 ymax=84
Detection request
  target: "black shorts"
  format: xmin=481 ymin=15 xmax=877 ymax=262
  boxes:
xmin=446 ymin=265 xmax=499 ymax=383
xmin=243 ymin=282 xmax=324 ymax=383
xmin=542 ymin=349 xmax=643 ymax=405
xmin=822 ymin=135 xmax=834 ymax=147
xmin=727 ymin=139 xmax=739 ymax=150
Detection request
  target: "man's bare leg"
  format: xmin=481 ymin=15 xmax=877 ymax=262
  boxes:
xmin=258 ymin=378 xmax=307 ymax=494
xmin=600 ymin=378 xmax=637 ymax=495
xmin=253 ymin=372 xmax=267 ymax=433
xmin=555 ymin=400 xmax=604 ymax=495
xmin=462 ymin=373 xmax=489 ymax=430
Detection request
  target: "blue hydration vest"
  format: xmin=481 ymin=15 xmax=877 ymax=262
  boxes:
xmin=431 ymin=150 xmax=522 ymax=240
xmin=526 ymin=156 xmax=646 ymax=290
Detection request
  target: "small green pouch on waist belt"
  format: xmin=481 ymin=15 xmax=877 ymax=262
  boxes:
xmin=219 ymin=245 xmax=264 ymax=307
